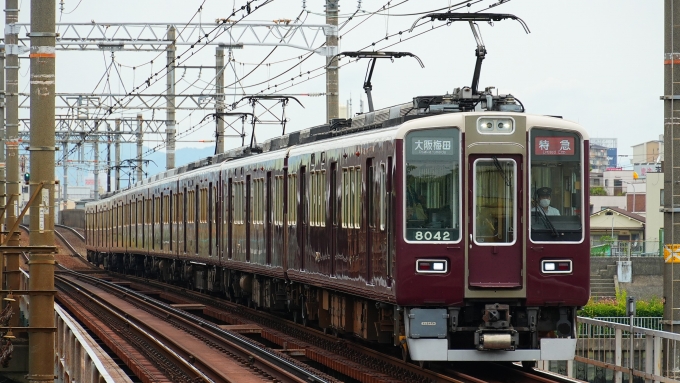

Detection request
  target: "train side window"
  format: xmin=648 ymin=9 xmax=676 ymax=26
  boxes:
xmin=287 ymin=174 xmax=297 ymax=225
xmin=275 ymin=175 xmax=284 ymax=225
xmin=354 ymin=167 xmax=361 ymax=228
xmin=342 ymin=167 xmax=358 ymax=229
xmin=311 ymin=172 xmax=316 ymax=226
xmin=319 ymin=170 xmax=326 ymax=227
xmin=309 ymin=170 xmax=325 ymax=227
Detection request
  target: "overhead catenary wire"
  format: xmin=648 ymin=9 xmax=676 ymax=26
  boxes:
xmin=60 ymin=0 xmax=277 ymax=163
xmin=77 ymin=0 xmax=511 ymax=176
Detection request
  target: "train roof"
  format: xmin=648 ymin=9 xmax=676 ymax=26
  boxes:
xmin=99 ymin=86 xmax=587 ymax=200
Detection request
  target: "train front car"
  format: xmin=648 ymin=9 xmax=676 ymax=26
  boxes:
xmin=396 ymin=111 xmax=589 ymax=362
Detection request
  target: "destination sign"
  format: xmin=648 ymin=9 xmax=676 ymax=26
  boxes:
xmin=411 ymin=138 xmax=455 ymax=156
xmin=535 ymin=137 xmax=575 ymax=156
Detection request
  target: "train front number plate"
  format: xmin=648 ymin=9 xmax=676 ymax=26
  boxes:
xmin=408 ymin=229 xmax=455 ymax=241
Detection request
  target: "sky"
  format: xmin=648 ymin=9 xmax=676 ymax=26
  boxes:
xmin=3 ymin=0 xmax=664 ymax=180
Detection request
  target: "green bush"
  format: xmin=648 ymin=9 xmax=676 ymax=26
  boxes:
xmin=578 ymin=290 xmax=663 ymax=317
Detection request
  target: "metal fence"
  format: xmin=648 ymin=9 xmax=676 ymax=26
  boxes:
xmin=546 ymin=316 xmax=680 ymax=383
xmin=578 ymin=317 xmax=663 ymax=338
xmin=590 ymin=240 xmax=662 ymax=258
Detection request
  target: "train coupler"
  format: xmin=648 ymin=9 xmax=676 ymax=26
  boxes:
xmin=474 ymin=329 xmax=518 ymax=351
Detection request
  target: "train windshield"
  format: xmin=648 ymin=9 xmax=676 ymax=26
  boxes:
xmin=404 ymin=128 xmax=460 ymax=242
xmin=529 ymin=128 xmax=584 ymax=242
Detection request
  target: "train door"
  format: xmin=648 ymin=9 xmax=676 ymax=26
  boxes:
xmin=298 ymin=166 xmax=306 ymax=270
xmin=330 ymin=162 xmax=337 ymax=277
xmin=183 ymin=187 xmax=187 ymax=254
xmin=195 ymin=185 xmax=199 ymax=255
xmin=246 ymin=175 xmax=251 ymax=262
xmin=228 ymin=178 xmax=233 ymax=259
xmin=366 ymin=158 xmax=374 ymax=283
xmin=209 ymin=183 xmax=213 ymax=257
xmin=468 ymin=155 xmax=523 ymax=288
xmin=266 ymin=171 xmax=272 ymax=265
xmin=386 ymin=157 xmax=393 ymax=286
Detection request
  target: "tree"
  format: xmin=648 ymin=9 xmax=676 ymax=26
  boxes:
xmin=590 ymin=187 xmax=607 ymax=196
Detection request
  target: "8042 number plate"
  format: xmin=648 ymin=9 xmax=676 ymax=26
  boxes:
xmin=407 ymin=229 xmax=456 ymax=241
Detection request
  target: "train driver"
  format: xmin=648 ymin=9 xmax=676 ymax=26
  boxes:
xmin=533 ymin=187 xmax=560 ymax=216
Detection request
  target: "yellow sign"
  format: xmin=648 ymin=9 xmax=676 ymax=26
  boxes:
xmin=664 ymin=245 xmax=680 ymax=263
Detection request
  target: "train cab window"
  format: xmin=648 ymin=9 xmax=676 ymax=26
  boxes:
xmin=529 ymin=128 xmax=584 ymax=242
xmin=404 ymin=128 xmax=460 ymax=242
xmin=473 ymin=158 xmax=516 ymax=245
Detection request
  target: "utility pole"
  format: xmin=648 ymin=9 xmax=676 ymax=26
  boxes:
xmin=62 ymin=141 xmax=67 ymax=205
xmin=325 ymin=0 xmax=339 ymax=122
xmin=664 ymin=1 xmax=680 ymax=378
xmin=28 ymin=0 xmax=57 ymax=380
xmin=106 ymin=122 xmax=111 ymax=193
xmin=93 ymin=123 xmax=99 ymax=199
xmin=4 ymin=0 xmax=20 ymax=330
xmin=166 ymin=26 xmax=176 ymax=171
xmin=216 ymin=46 xmax=225 ymax=154
xmin=136 ymin=113 xmax=143 ymax=183
xmin=0 ymin=45 xmax=5 ymax=290
xmin=115 ymin=119 xmax=121 ymax=191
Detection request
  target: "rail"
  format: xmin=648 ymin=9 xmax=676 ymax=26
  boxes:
xmin=17 ymin=256 xmax=134 ymax=382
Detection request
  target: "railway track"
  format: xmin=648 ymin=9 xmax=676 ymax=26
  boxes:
xmin=110 ymin=272 xmax=585 ymax=383
xmin=56 ymin=269 xmax=334 ymax=382
xmin=53 ymin=224 xmax=582 ymax=383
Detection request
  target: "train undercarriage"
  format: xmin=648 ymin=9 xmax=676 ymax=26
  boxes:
xmin=87 ymin=250 xmax=577 ymax=362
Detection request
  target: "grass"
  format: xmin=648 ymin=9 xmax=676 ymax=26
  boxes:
xmin=578 ymin=290 xmax=663 ymax=317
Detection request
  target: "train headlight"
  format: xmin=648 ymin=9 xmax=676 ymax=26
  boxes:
xmin=416 ymin=259 xmax=448 ymax=274
xmin=541 ymin=260 xmax=572 ymax=274
xmin=477 ymin=117 xmax=514 ymax=134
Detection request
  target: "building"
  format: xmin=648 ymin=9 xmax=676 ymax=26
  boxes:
xmin=589 ymin=143 xmax=608 ymax=188
xmin=590 ymin=207 xmax=645 ymax=256
xmin=602 ymin=169 xmax=634 ymax=196
xmin=632 ymin=137 xmax=663 ymax=164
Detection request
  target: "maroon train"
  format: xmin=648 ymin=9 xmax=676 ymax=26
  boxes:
xmin=86 ymin=89 xmax=590 ymax=363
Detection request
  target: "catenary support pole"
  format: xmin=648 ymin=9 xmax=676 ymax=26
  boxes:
xmin=115 ymin=119 xmax=120 ymax=190
xmin=4 ymin=0 xmax=20 ymax=329
xmin=62 ymin=141 xmax=67 ymax=205
xmin=136 ymin=113 xmax=143 ymax=183
xmin=216 ymin=46 xmax=225 ymax=154
xmin=664 ymin=0 xmax=680 ymax=378
xmin=166 ymin=26 xmax=176 ymax=170
xmin=0 ymin=45 xmax=5 ymax=290
xmin=325 ymin=0 xmax=339 ymax=122
xmin=28 ymin=0 xmax=57 ymax=380
xmin=93 ymin=123 xmax=99 ymax=199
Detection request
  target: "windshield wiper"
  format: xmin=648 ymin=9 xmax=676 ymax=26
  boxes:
xmin=492 ymin=156 xmax=511 ymax=187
